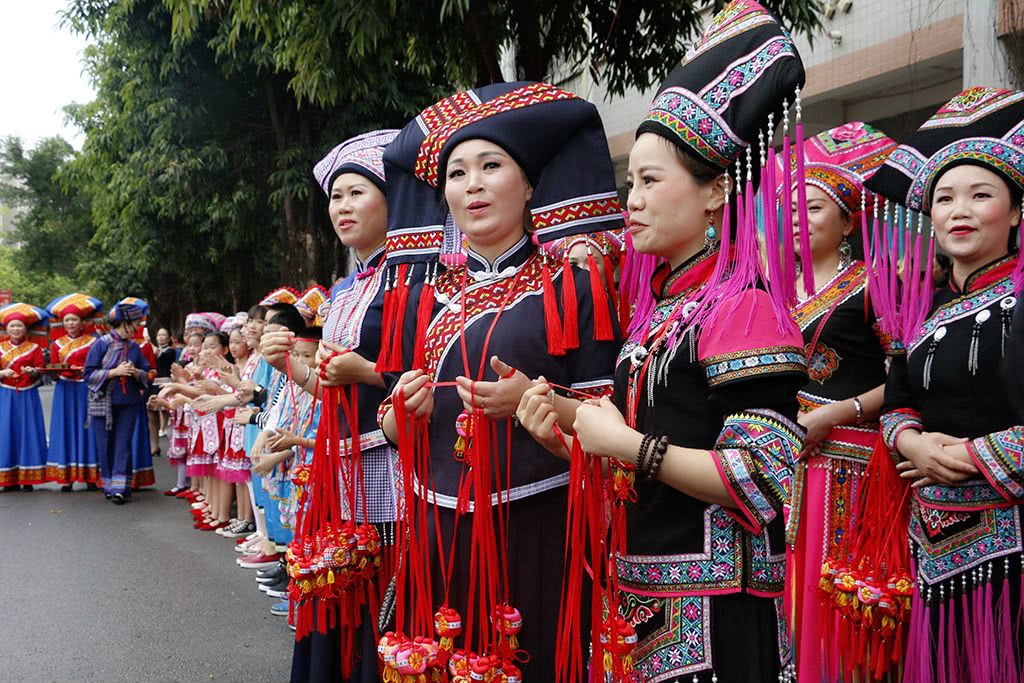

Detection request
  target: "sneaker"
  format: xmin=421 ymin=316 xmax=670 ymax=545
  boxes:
xmin=238 ymin=552 xmax=282 ymax=569
xmin=163 ymin=487 xmax=183 ymax=496
xmin=266 ymin=586 xmax=290 ymax=599
xmin=223 ymin=520 xmax=255 ymax=539
xmin=158 ymin=429 xmax=167 ymax=437
xmin=261 ymin=573 xmax=290 ymax=593
xmin=269 ymin=600 xmax=289 ymax=616
xmin=256 ymin=567 xmax=285 ymax=584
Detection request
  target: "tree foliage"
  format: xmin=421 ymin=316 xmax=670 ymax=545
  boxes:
xmin=0 ymin=135 xmax=106 ymax=305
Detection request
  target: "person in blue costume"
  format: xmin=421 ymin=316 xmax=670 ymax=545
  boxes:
xmin=45 ymin=293 xmax=104 ymax=491
xmin=83 ymin=301 xmax=152 ymax=505
xmin=120 ymin=297 xmax=157 ymax=490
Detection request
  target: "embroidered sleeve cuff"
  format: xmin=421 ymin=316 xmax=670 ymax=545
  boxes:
xmin=710 ymin=410 xmax=801 ymax=534
xmin=967 ymin=426 xmax=1024 ymax=502
xmin=880 ymin=409 xmax=923 ymax=451
xmin=569 ymin=378 xmax=614 ymax=399
xmin=701 ymin=346 xmax=807 ymax=387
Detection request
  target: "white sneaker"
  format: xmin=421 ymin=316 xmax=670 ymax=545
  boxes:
xmin=158 ymin=429 xmax=167 ymax=437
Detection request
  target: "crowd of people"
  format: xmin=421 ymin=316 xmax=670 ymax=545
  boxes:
xmin=3 ymin=1 xmax=1024 ymax=681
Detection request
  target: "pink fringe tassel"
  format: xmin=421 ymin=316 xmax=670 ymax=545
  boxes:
xmin=795 ymin=122 xmax=814 ymax=295
xmin=781 ymin=131 xmax=797 ymax=306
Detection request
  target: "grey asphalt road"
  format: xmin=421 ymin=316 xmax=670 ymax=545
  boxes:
xmin=1 ymin=386 xmax=293 ymax=683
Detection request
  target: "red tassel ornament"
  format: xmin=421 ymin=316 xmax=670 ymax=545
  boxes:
xmin=541 ymin=254 xmax=566 ymax=356
xmin=587 ymin=249 xmax=614 ymax=341
xmin=561 ymin=255 xmax=579 ymax=350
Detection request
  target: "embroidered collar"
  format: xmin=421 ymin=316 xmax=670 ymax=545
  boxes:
xmin=355 ymin=245 xmax=386 ymax=276
xmin=791 ymin=261 xmax=866 ymax=330
xmin=463 ymin=233 xmax=533 ymax=276
xmin=951 ymin=253 xmax=1018 ymax=295
xmin=651 ymin=244 xmax=719 ymax=301
xmin=1 ymin=340 xmax=35 ymax=366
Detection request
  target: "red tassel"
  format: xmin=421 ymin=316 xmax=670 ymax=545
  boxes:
xmin=602 ymin=253 xmax=618 ymax=320
xmin=375 ymin=270 xmax=395 ymax=373
xmin=386 ymin=264 xmax=411 ymax=371
xmin=541 ymin=256 xmax=566 ymax=356
xmin=587 ymin=251 xmax=614 ymax=341
xmin=412 ymin=267 xmax=435 ymax=371
xmin=561 ymin=255 xmax=579 ymax=350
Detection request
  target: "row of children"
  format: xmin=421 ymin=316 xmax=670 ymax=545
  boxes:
xmin=148 ymin=288 xmax=328 ymax=620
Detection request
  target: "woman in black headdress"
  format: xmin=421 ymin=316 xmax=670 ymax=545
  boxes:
xmin=864 ymin=86 xmax=1024 ymax=682
xmin=378 ymin=82 xmax=624 ymax=679
xmin=517 ymin=2 xmax=808 ymax=680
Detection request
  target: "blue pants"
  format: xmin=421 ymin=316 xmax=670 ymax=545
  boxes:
xmin=93 ymin=403 xmax=143 ymax=496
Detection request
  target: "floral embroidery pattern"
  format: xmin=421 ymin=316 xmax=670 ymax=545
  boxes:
xmin=805 ymin=341 xmax=840 ymax=384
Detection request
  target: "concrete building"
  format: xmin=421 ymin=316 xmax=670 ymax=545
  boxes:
xmin=554 ymin=0 xmax=1024 ymax=180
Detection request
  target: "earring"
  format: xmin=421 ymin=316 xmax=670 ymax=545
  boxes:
xmin=704 ymin=214 xmax=718 ymax=248
xmin=838 ymin=237 xmax=853 ymax=271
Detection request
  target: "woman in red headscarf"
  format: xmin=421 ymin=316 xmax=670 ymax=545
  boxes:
xmin=0 ymin=303 xmax=50 ymax=491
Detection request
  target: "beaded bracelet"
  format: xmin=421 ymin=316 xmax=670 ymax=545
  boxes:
xmin=643 ymin=435 xmax=669 ymax=480
xmin=636 ymin=433 xmax=655 ymax=472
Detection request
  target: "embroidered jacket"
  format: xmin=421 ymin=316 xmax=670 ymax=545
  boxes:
xmin=51 ymin=334 xmax=98 ymax=381
xmin=0 ymin=340 xmax=44 ymax=390
xmin=791 ymin=261 xmax=894 ymax=405
xmin=323 ymin=246 xmax=392 ymax=453
xmin=882 ymin=254 xmax=1022 ymax=588
xmin=381 ymin=234 xmax=621 ymax=508
xmin=615 ymin=246 xmax=807 ymax=597
xmin=612 ymin=247 xmax=806 ymax=680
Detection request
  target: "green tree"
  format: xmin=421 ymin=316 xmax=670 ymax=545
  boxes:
xmin=62 ymin=0 xmax=445 ymax=329
xmin=165 ymin=0 xmax=823 ymax=102
xmin=0 ymin=136 xmax=97 ymax=279
xmin=0 ymin=135 xmax=107 ymax=306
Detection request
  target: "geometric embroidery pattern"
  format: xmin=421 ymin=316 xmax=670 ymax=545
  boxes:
xmin=414 ymin=83 xmax=577 ymax=188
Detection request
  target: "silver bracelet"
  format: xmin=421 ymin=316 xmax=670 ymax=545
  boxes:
xmin=852 ymin=396 xmax=864 ymax=422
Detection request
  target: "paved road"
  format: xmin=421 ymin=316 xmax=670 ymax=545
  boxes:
xmin=1 ymin=391 xmax=293 ymax=683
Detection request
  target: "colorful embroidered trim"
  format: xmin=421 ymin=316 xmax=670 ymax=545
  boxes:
xmin=686 ymin=0 xmax=774 ymax=62
xmin=617 ymin=507 xmax=744 ymax=594
xmin=384 ymin=226 xmax=444 ymax=260
xmin=968 ymin=425 xmax=1024 ymax=502
xmin=710 ymin=409 xmax=802 ymax=533
xmin=629 ymin=595 xmax=713 ymax=681
xmin=701 ymin=345 xmax=806 ymax=387
xmin=915 ymin=478 xmax=1018 ymax=512
xmin=791 ymin=262 xmax=865 ymax=331
xmin=644 ymin=88 xmax=744 ymax=168
xmin=530 ymin=192 xmax=622 ymax=239
xmin=907 ymin=274 xmax=1014 ymax=353
xmin=879 ymin=409 xmax=922 ymax=451
xmin=910 ymin=504 xmax=1022 ymax=585
xmin=907 ymin=137 xmax=1024 ymax=210
xmin=414 ymin=83 xmax=577 ymax=188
